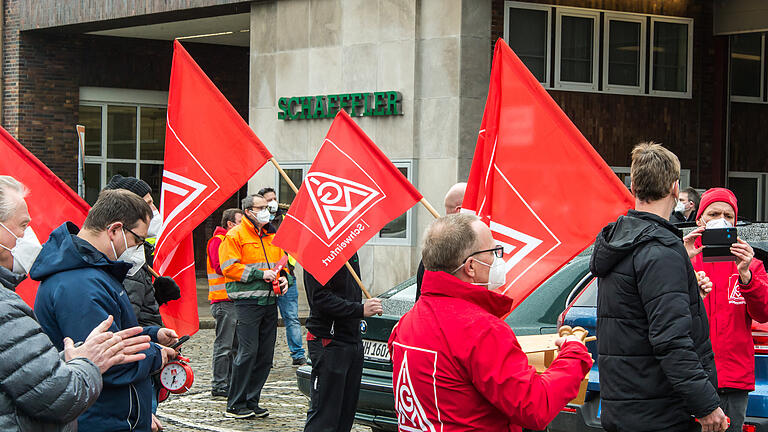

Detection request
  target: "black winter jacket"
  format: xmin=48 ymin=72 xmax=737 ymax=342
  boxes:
xmin=303 ymin=254 xmax=363 ymax=344
xmin=592 ymin=210 xmax=719 ymax=432
xmin=123 ymin=243 xmax=164 ymax=327
xmin=0 ymin=267 xmax=102 ymax=431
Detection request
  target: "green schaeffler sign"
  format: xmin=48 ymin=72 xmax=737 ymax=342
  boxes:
xmin=277 ymin=91 xmax=403 ymax=120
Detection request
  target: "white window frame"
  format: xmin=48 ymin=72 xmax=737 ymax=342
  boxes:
xmin=603 ymin=13 xmax=647 ymax=95
xmin=554 ymin=8 xmax=600 ymax=92
xmin=274 ymin=160 xmax=416 ymax=247
xmin=649 ymin=16 xmax=694 ymax=99
xmin=730 ymin=33 xmax=765 ymax=104
xmin=79 ymin=88 xmax=168 ymax=195
xmin=728 ymin=171 xmax=765 ymax=221
xmin=274 ymin=162 xmax=312 ymax=205
xmin=504 ymin=1 xmax=552 ymax=87
xmin=612 ymin=166 xmax=690 ymax=189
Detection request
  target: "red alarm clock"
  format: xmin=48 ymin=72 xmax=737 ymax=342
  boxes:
xmin=159 ymin=355 xmax=194 ymax=394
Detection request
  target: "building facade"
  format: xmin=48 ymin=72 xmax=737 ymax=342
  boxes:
xmin=2 ymin=0 xmax=767 ymax=294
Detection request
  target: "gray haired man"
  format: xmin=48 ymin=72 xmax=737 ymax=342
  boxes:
xmin=0 ymin=175 xmax=151 ymax=430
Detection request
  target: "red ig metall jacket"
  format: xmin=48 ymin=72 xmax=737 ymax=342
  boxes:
xmin=388 ymin=271 xmax=593 ymax=432
xmin=692 ymin=238 xmax=768 ymax=391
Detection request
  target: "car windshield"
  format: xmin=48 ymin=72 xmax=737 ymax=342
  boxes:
xmin=504 ymin=256 xmax=591 ymax=327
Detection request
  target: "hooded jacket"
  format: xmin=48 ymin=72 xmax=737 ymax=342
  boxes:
xmin=692 ymin=237 xmax=768 ymax=390
xmin=303 ymin=253 xmax=362 ymax=343
xmin=0 ymin=267 xmax=102 ymax=431
xmin=592 ymin=210 xmax=719 ymax=432
xmin=388 ymin=270 xmax=592 ymax=432
xmin=30 ymin=223 xmax=163 ymax=432
xmin=123 ymin=242 xmax=164 ymax=327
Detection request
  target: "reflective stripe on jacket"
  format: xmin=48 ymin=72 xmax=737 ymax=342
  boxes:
xmin=207 ymin=227 xmax=228 ymax=302
xmin=219 ymin=216 xmax=286 ymax=302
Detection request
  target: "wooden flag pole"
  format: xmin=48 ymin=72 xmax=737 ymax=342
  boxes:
xmin=269 ymin=157 xmax=372 ymax=299
xmin=420 ymin=197 xmax=441 ymax=219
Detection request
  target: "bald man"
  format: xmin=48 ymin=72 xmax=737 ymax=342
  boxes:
xmin=444 ymin=182 xmax=467 ymax=215
xmin=416 ymin=183 xmax=468 ymax=300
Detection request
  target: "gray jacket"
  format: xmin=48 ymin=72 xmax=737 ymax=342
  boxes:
xmin=0 ymin=267 xmax=102 ymax=431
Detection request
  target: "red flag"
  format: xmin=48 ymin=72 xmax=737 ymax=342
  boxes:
xmin=155 ymin=40 xmax=273 ymax=335
xmin=0 ymin=127 xmax=89 ymax=307
xmin=273 ymin=110 xmax=422 ymax=285
xmin=463 ymin=39 xmax=633 ymax=309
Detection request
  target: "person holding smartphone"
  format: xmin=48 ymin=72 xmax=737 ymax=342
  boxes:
xmin=684 ymin=187 xmax=768 ymax=432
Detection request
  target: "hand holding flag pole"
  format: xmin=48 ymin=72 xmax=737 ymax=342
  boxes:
xmin=270 ymin=156 xmax=374 ymax=299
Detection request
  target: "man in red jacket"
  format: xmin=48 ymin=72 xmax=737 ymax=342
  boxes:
xmin=389 ymin=214 xmax=592 ymax=432
xmin=686 ymin=187 xmax=768 ymax=432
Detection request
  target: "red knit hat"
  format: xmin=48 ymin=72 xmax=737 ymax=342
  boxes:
xmin=696 ymin=187 xmax=738 ymax=221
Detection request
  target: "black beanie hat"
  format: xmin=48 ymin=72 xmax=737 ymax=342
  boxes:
xmin=105 ymin=174 xmax=152 ymax=198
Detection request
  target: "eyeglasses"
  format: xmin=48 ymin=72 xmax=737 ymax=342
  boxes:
xmin=463 ymin=245 xmax=504 ymax=262
xmin=124 ymin=226 xmax=147 ymax=247
xmin=250 ymin=205 xmax=267 ymax=212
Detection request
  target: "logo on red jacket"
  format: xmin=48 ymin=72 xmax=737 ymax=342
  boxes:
xmin=729 ymin=274 xmax=746 ymax=305
xmin=394 ymin=344 xmax=440 ymax=432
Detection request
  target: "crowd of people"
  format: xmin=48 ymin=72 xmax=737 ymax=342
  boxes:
xmin=1 ymin=139 xmax=767 ymax=432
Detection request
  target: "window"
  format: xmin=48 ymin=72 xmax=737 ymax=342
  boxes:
xmin=555 ymin=9 xmax=600 ymax=90
xmin=730 ymin=33 xmax=765 ymax=102
xmin=504 ymin=2 xmax=551 ymax=85
xmin=80 ymin=88 xmax=168 ymax=205
xmin=503 ymin=3 xmax=693 ymax=98
xmin=611 ymin=166 xmax=691 ymax=189
xmin=728 ymin=172 xmax=766 ymax=222
xmin=650 ymin=17 xmax=693 ymax=97
xmin=603 ymin=13 xmax=646 ymax=94
xmin=275 ymin=161 xmax=415 ymax=246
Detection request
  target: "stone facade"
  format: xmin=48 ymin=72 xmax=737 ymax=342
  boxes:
xmin=248 ymin=0 xmax=491 ymax=294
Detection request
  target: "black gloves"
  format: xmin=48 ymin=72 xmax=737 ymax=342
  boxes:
xmin=153 ymin=276 xmax=181 ymax=305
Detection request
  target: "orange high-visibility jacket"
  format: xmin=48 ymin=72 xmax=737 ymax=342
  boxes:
xmin=207 ymin=226 xmax=229 ymax=302
xmin=219 ymin=216 xmax=288 ymax=304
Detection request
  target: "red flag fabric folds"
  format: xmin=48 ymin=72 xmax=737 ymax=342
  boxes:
xmin=463 ymin=39 xmax=633 ymax=310
xmin=155 ymin=40 xmax=273 ymax=335
xmin=0 ymin=127 xmax=89 ymax=306
xmin=273 ymin=110 xmax=422 ymax=285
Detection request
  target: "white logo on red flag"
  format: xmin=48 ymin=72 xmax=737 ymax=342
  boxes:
xmin=305 ymin=172 xmax=380 ymax=242
xmin=157 ymin=122 xmax=220 ymax=251
xmin=291 ymin=138 xmax=386 ymax=247
xmin=395 ymin=350 xmax=438 ymax=432
xmin=469 ymin=164 xmax=562 ymax=295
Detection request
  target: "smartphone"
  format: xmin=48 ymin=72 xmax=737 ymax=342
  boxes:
xmin=701 ymin=227 xmax=737 ymax=262
xmin=170 ymin=335 xmax=190 ymax=350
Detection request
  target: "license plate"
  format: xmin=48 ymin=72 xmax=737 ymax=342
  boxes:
xmin=363 ymin=339 xmax=390 ymax=362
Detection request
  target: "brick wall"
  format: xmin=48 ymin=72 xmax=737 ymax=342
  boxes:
xmin=3 ymin=0 xmax=249 ymax=271
xmin=491 ymin=0 xmax=722 ymax=188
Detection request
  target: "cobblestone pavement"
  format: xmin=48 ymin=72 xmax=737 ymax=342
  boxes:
xmin=156 ymin=328 xmax=371 ymax=432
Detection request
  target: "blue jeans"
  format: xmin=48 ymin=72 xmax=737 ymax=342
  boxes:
xmin=277 ymin=278 xmax=305 ymax=359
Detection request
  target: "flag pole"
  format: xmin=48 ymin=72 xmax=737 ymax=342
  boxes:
xmin=269 ymin=157 xmax=373 ymax=299
xmin=420 ymin=198 xmax=441 ymax=219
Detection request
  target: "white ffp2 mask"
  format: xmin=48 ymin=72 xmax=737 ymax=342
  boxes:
xmin=472 ymin=256 xmax=506 ymax=291
xmin=0 ymin=224 xmax=42 ymax=275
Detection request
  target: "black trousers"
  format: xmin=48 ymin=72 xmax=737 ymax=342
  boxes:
xmin=304 ymin=339 xmax=364 ymax=432
xmin=720 ymin=389 xmax=749 ymax=432
xmin=227 ymin=300 xmax=277 ymax=411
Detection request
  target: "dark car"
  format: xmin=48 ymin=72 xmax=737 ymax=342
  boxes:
xmin=549 ymin=224 xmax=768 ymax=432
xmin=296 ymin=255 xmax=592 ymax=432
